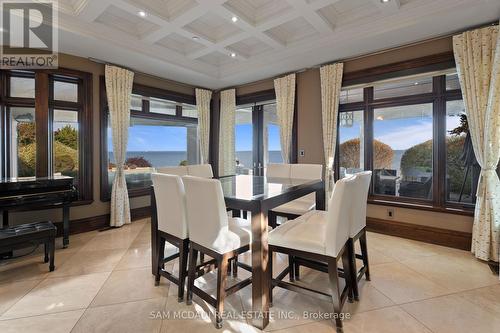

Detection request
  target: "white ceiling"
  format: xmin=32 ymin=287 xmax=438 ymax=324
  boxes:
xmin=44 ymin=0 xmax=500 ymax=88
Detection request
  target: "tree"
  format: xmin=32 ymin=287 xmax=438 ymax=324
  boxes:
xmin=54 ymin=125 xmax=78 ymax=150
xmin=339 ymin=138 xmax=394 ymax=170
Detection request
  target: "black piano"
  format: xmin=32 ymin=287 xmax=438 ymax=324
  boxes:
xmin=0 ymin=176 xmax=77 ymax=248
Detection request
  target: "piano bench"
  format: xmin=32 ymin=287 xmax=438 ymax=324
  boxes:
xmin=0 ymin=222 xmax=57 ymax=272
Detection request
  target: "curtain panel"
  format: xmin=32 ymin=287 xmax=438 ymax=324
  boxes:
xmin=105 ymin=65 xmax=134 ymax=227
xmin=196 ymin=88 xmax=212 ymax=164
xmin=320 ymin=63 xmax=344 ymax=202
xmin=274 ymin=74 xmax=296 ymax=163
xmin=453 ymin=25 xmax=500 ymax=262
xmin=219 ymin=89 xmax=236 ymax=176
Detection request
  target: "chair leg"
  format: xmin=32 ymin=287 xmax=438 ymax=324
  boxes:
xmin=44 ymin=242 xmax=49 ymax=263
xmin=155 ymin=236 xmax=166 ymax=286
xmin=268 ymin=249 xmax=273 ymax=307
xmin=177 ymin=239 xmax=189 ymax=302
xmin=49 ymin=238 xmax=55 ymax=272
xmin=328 ymin=258 xmax=343 ymax=333
xmin=186 ymin=247 xmax=198 ymax=306
xmin=348 ymin=239 xmax=359 ymax=301
xmin=288 ymin=255 xmax=295 ymax=282
xmin=359 ymin=231 xmax=370 ymax=281
xmin=215 ymin=256 xmax=229 ymax=329
xmin=294 ymin=258 xmax=300 ymax=280
xmin=268 ymin=211 xmax=277 ymax=229
xmin=232 ymin=255 xmax=238 ymax=278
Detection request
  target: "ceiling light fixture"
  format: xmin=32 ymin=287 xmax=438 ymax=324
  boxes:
xmin=138 ymin=10 xmax=147 ymax=17
xmin=192 ymin=36 xmax=199 ymax=41
xmin=380 ymin=0 xmax=391 ymax=3
xmin=231 ymin=16 xmax=238 ymax=23
xmin=230 ymin=52 xmax=237 ymax=58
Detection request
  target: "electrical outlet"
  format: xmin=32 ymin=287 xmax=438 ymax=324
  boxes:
xmin=299 ymin=149 xmax=305 ymax=157
xmin=387 ymin=208 xmax=395 ymax=219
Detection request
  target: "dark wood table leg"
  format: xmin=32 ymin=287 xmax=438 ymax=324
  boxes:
xmin=62 ymin=204 xmax=70 ymax=248
xmin=251 ymin=204 xmax=270 ymax=329
xmin=151 ymin=187 xmax=158 ymax=276
xmin=2 ymin=210 xmax=8 ymax=228
xmin=316 ymin=183 xmax=326 ymax=211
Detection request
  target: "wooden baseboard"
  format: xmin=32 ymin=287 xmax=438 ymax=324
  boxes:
xmin=366 ymin=217 xmax=472 ymax=251
xmin=53 ymin=206 xmax=152 ymax=237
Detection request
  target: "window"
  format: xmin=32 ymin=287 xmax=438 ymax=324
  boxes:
xmin=101 ymin=81 xmax=198 ymax=199
xmin=373 ymin=104 xmax=433 ymax=199
xmin=234 ymin=96 xmax=285 ymax=176
xmin=337 ymin=69 xmax=482 ymax=213
xmin=338 ymin=110 xmax=364 ymax=178
xmin=0 ymin=69 xmax=92 ymax=201
xmin=446 ymin=99 xmax=477 ymax=204
xmin=340 ymin=87 xmax=363 ymax=104
xmin=235 ymin=106 xmax=253 ymax=175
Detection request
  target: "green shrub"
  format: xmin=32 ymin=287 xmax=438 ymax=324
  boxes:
xmin=400 ymin=139 xmax=433 ymax=176
xmin=340 ymin=138 xmax=393 ymax=170
xmin=18 ymin=141 xmax=78 ymax=177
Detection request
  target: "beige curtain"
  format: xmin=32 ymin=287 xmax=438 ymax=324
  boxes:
xmin=320 ymin=63 xmax=344 ymax=202
xmin=196 ymin=88 xmax=212 ymax=164
xmin=219 ymin=89 xmax=236 ymax=176
xmin=105 ymin=65 xmax=134 ymax=227
xmin=453 ymin=25 xmax=500 ymax=262
xmin=274 ymin=74 xmax=296 ymax=163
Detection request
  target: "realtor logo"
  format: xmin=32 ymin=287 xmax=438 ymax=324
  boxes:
xmin=1 ymin=0 xmax=58 ymax=68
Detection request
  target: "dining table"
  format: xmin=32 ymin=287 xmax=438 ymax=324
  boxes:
xmin=218 ymin=174 xmax=325 ymax=329
xmin=150 ymin=174 xmax=325 ymax=330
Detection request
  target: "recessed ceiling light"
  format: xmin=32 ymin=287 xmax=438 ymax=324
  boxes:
xmin=192 ymin=36 xmax=199 ymax=41
xmin=414 ymin=82 xmax=419 ymax=85
xmin=231 ymin=16 xmax=238 ymax=23
xmin=230 ymin=52 xmax=237 ymax=58
xmin=380 ymin=0 xmax=391 ymax=3
xmin=138 ymin=10 xmax=147 ymax=17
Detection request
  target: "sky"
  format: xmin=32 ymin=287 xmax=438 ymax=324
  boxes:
xmin=108 ymin=123 xmax=282 ymax=152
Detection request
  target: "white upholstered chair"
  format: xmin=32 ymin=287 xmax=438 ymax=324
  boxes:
xmin=268 ymin=163 xmax=323 ymax=228
xmin=348 ymin=171 xmax=372 ymax=300
xmin=266 ymin=163 xmax=291 ymax=178
xmin=151 ymin=173 xmax=189 ymax=302
xmin=182 ymin=176 xmax=252 ymax=329
xmin=187 ymin=164 xmax=214 ymax=178
xmin=268 ymin=175 xmax=356 ymax=333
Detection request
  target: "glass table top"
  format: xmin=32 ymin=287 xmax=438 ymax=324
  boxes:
xmin=218 ymin=175 xmax=321 ymax=201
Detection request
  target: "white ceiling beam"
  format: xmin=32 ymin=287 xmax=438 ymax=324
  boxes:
xmin=285 ymin=0 xmax=334 ymax=34
xmin=78 ymin=0 xmax=111 ymax=22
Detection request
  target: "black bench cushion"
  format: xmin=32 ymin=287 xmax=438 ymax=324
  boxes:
xmin=0 ymin=221 xmax=56 ymax=240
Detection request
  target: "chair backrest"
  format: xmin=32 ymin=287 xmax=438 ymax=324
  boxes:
xmin=151 ymin=173 xmax=188 ymax=239
xmin=350 ymin=171 xmax=372 ymax=237
xmin=266 ymin=163 xmax=291 ymax=178
xmin=290 ymin=164 xmax=323 ymax=180
xmin=325 ymin=175 xmax=357 ymax=257
xmin=156 ymin=166 xmax=188 ymax=176
xmin=182 ymin=176 xmax=229 ymax=251
xmin=187 ymin=164 xmax=213 ymax=178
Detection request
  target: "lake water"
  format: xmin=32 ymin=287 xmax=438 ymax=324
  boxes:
xmin=109 ymin=150 xmax=282 ymax=168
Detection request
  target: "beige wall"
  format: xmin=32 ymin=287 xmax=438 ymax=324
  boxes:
xmin=235 ymin=36 xmax=473 ymax=233
xmin=10 ymin=53 xmax=196 ymax=226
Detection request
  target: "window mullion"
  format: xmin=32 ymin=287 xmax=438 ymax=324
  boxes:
xmin=364 ymin=87 xmax=374 ymax=195
xmin=433 ymin=75 xmax=446 ymax=208
xmin=34 ymin=72 xmax=50 ymax=177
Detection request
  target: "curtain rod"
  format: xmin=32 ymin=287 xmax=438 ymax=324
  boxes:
xmin=228 ymin=19 xmax=499 ymax=91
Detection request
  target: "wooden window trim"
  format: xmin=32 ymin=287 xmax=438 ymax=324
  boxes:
xmin=336 ymin=55 xmax=476 ymax=216
xmin=0 ymin=68 xmax=93 ymax=204
xmin=99 ymin=77 xmax=198 ymax=201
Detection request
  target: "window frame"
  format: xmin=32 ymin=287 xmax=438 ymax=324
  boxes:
xmin=99 ymin=78 xmax=197 ymax=201
xmin=336 ymin=54 xmax=476 ymax=215
xmin=0 ymin=68 xmax=93 ymax=204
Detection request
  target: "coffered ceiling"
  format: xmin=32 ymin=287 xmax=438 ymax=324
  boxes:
xmin=46 ymin=0 xmax=500 ymax=88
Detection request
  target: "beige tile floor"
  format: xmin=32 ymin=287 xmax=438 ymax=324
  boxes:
xmin=0 ymin=218 xmax=498 ymax=333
